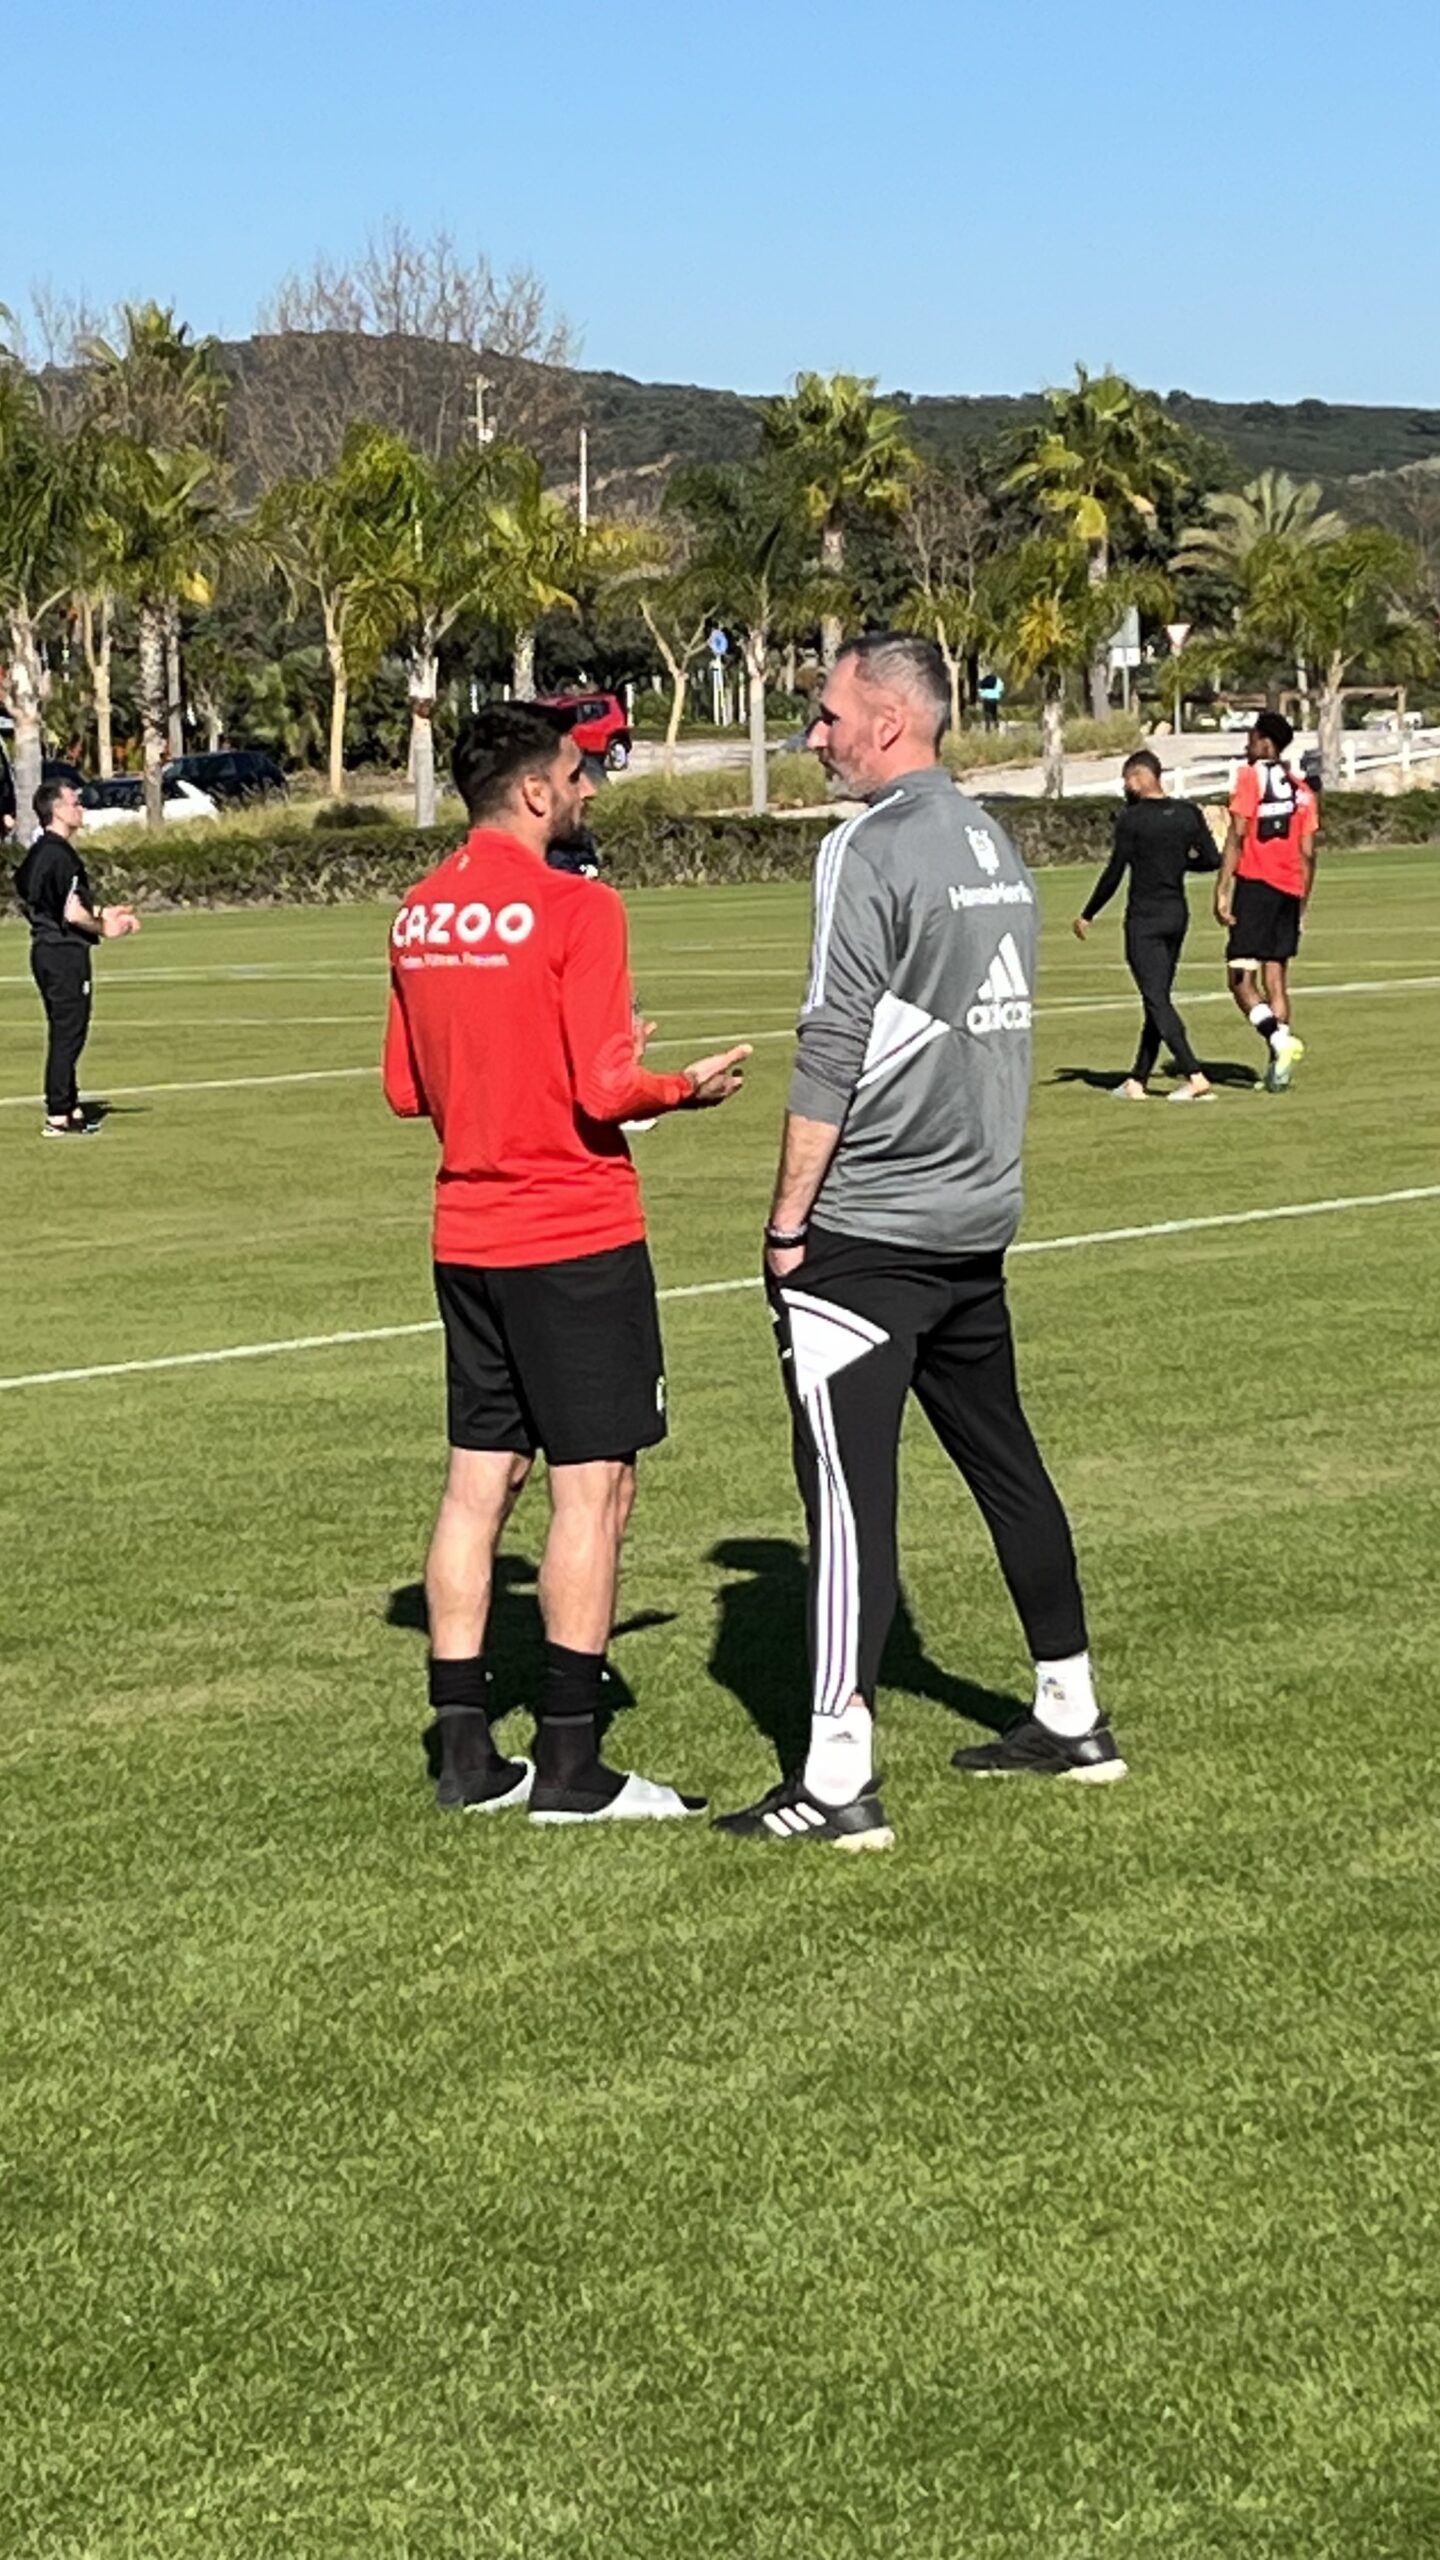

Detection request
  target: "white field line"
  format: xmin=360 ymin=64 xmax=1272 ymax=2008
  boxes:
xmin=1 ymin=969 xmax=1437 ymax=1107
xmin=2 ymin=1185 xmax=1436 ymax=1397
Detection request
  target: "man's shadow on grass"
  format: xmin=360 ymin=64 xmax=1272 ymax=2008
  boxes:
xmin=1050 ymin=1059 xmax=1257 ymax=1092
xmin=707 ymin=1536 xmax=1022 ymax=1778
xmin=386 ymin=1562 xmax=675 ymax=1780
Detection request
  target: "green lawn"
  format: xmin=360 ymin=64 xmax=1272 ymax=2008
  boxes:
xmin=2 ymin=852 xmax=1439 ymax=2560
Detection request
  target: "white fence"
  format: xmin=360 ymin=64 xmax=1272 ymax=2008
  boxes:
xmin=1156 ymin=728 xmax=1440 ymax=800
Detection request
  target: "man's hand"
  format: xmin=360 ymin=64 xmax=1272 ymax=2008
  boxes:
xmin=101 ymin=905 xmax=141 ymax=939
xmin=765 ymin=1241 xmax=807 ymax=1282
xmin=1214 ymin=887 xmax=1233 ymax=928
xmin=1071 ymin=915 xmax=1091 ymax=941
xmin=680 ymin=1044 xmax=752 ymax=1106
xmin=631 ymin=1013 xmax=657 ymax=1065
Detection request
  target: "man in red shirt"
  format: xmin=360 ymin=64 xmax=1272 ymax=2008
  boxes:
xmin=1215 ymin=712 xmax=1318 ymax=1091
xmin=385 ymin=705 xmax=749 ymax=1823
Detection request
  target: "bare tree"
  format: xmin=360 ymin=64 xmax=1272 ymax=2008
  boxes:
xmin=898 ymin=459 xmax=1001 ymax=731
xmin=234 ymin=222 xmax=583 ymax=489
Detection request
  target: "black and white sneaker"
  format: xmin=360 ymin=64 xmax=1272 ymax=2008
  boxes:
xmin=951 ymin=1714 xmax=1127 ymax=1783
xmin=712 ymin=1774 xmax=895 ymax=1850
xmin=529 ymin=1770 xmax=706 ymax=1825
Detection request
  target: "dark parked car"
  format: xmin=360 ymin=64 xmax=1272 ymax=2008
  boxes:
xmin=164 ymin=749 xmax=287 ymax=806
xmin=1 ymin=746 xmax=87 ymax=835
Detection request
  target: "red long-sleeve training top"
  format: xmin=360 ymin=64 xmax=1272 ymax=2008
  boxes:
xmin=383 ymin=829 xmax=694 ymax=1268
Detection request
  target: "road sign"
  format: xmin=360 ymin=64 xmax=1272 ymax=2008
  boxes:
xmin=1166 ymin=622 xmax=1192 ymax=652
xmin=707 ymin=629 xmax=729 ymax=658
xmin=1107 ymin=605 xmax=1142 ymax=671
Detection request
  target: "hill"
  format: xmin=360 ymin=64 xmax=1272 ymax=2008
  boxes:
xmin=161 ymin=332 xmax=1440 ymax=504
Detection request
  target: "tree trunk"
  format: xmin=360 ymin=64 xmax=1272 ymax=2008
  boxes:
xmin=663 ymin=667 xmax=687 ymax=774
xmin=820 ymin=517 xmax=845 ymax=672
xmin=324 ymin=611 xmax=345 ymax=793
xmin=80 ymin=595 xmax=117 ymax=777
xmin=5 ymin=604 xmax=48 ymax=838
xmin=206 ymin=701 xmax=223 ymax=754
xmin=1087 ymin=537 xmax=1110 ymax=721
xmin=1041 ymin=683 xmax=1066 ymax=799
xmin=746 ymin=629 xmax=769 ymax=815
xmin=941 ymin=644 xmax=963 ymax=743
xmin=138 ymin=605 xmax=169 ymax=829
xmin=1318 ymin=659 xmax=1345 ymax=789
xmin=165 ymin=606 xmax=185 ymax=758
xmin=512 ymin=627 xmax=537 ymax=698
xmin=409 ymin=642 xmax=439 ymax=828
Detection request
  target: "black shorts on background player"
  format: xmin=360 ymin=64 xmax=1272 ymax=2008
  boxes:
xmin=1227 ymin=876 xmax=1302 ymax=966
xmin=435 ymin=1240 xmax=666 ymax=1462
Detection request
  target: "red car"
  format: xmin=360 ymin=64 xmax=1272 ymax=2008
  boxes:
xmin=535 ymin=691 xmax=631 ymax=770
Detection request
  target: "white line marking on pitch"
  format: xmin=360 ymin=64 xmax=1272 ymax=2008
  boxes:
xmin=2 ymin=1186 xmax=1435 ymax=1395
xmin=1 ymin=971 xmax=1436 ymax=1106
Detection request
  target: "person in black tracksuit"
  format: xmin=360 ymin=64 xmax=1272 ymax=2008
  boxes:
xmin=1074 ymin=750 xmax=1220 ymax=1103
xmin=12 ymin=779 xmax=140 ymax=1137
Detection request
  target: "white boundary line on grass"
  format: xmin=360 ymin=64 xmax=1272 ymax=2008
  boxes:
xmin=2 ymin=971 xmax=1438 ymax=1108
xmin=2 ymin=1184 xmax=1436 ymax=1395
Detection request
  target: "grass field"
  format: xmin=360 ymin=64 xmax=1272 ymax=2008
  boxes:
xmin=3 ymin=850 xmax=1439 ymax=2560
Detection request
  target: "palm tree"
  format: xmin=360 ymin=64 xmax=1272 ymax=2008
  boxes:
xmin=78 ymin=305 xmax=229 ymax=758
xmin=1006 ymin=368 xmax=1193 ymax=717
xmin=1284 ymin=529 xmax=1431 ymax=783
xmin=104 ymin=441 xmax=230 ymax=826
xmin=1173 ymin=471 xmax=1351 ymax=716
xmin=379 ymin=436 xmax=533 ymax=826
xmin=992 ymin=540 xmax=1135 ymax=797
xmin=482 ymin=449 xmax=583 ymax=703
xmin=0 ymin=367 xmax=82 ymax=828
xmin=671 ymin=463 xmax=815 ymax=813
xmin=261 ymin=426 xmax=418 ymax=800
xmin=1172 ymin=469 xmax=1348 ymax=577
xmin=760 ymin=372 xmax=916 ymax=669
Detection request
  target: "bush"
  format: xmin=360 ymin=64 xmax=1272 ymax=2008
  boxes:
xmin=311 ymin=799 xmax=398 ymax=832
xmin=4 ymin=789 xmax=1434 ymax=917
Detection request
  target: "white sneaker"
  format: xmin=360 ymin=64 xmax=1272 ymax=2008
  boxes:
xmin=529 ymin=1770 xmax=706 ymax=1825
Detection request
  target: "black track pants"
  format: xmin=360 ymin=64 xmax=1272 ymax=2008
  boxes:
xmin=1125 ymin=917 xmax=1200 ymax=1082
xmin=767 ymin=1227 xmax=1088 ymax=1721
xmin=32 ymin=943 xmax=93 ymax=1120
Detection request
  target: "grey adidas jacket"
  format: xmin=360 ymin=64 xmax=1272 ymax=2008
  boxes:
xmin=790 ymin=765 xmax=1037 ymax=1255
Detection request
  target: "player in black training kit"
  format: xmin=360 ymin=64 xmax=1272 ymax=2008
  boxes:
xmin=1074 ymin=751 xmax=1220 ymax=1102
xmin=12 ymin=780 xmax=140 ymax=1136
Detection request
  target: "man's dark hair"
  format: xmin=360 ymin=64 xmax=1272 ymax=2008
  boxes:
xmin=33 ymin=779 xmax=64 ymax=828
xmin=838 ymin=633 xmax=951 ymax=743
xmin=1122 ymin=749 xmax=1163 ymax=781
xmin=451 ymin=703 xmax=570 ymax=821
xmin=1252 ymin=711 xmax=1294 ymax=755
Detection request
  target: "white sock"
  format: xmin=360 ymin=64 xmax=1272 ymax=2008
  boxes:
xmin=1270 ymin=1024 xmax=1292 ymax=1051
xmin=804 ymin=1698 xmax=874 ymax=1806
xmin=1033 ymin=1653 xmax=1098 ymax=1740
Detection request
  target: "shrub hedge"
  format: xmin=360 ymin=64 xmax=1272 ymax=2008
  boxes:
xmin=4 ymin=789 xmax=1436 ymax=914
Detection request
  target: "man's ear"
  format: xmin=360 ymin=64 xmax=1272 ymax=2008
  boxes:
xmin=517 ymin=766 xmax=549 ymax=819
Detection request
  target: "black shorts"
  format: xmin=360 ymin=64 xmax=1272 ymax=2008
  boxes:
xmin=1227 ymin=877 xmax=1302 ymax=967
xmin=434 ymin=1241 xmax=667 ymax=1465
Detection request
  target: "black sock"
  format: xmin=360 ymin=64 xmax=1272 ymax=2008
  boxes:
xmin=535 ymin=1644 xmax=623 ymax=1805
xmin=429 ymin=1655 xmax=523 ymax=1803
xmin=1253 ymin=1007 xmax=1280 ymax=1045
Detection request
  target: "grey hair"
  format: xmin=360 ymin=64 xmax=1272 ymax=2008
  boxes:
xmin=837 ymin=632 xmax=951 ymax=743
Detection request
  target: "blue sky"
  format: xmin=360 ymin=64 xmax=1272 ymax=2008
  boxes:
xmin=24 ymin=0 xmax=1440 ymax=405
